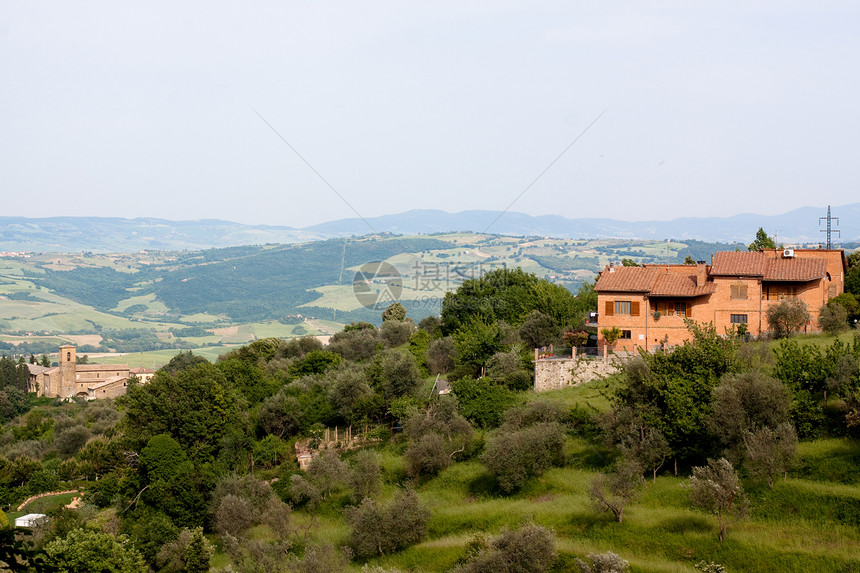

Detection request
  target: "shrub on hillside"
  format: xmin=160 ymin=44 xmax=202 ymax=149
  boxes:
xmin=345 ymin=489 xmax=430 ymax=557
xmin=452 ymin=524 xmax=557 ymax=573
xmin=483 ymin=422 xmax=565 ymax=493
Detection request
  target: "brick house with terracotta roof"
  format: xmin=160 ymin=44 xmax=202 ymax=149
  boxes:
xmin=595 ymin=248 xmax=847 ymax=352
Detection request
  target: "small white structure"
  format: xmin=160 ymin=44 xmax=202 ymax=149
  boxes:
xmin=15 ymin=513 xmax=47 ymax=528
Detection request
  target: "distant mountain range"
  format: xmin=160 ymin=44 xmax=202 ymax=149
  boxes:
xmin=2 ymin=203 xmax=858 ymax=253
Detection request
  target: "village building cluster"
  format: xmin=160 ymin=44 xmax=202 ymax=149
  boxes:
xmin=594 ymin=247 xmax=847 ymax=352
xmin=26 ymin=345 xmax=155 ymax=400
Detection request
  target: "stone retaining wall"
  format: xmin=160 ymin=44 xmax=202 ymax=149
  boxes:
xmin=534 ymin=357 xmax=621 ymax=392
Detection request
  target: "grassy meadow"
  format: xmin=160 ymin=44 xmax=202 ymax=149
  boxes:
xmin=279 ymin=376 xmax=860 ymax=573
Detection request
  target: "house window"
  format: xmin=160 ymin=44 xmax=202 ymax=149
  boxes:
xmin=674 ymin=302 xmax=686 ymax=316
xmin=605 ymin=300 xmax=640 ymax=316
xmin=730 ymin=284 xmax=748 ymax=300
xmin=730 ymin=314 xmax=748 ymax=324
xmin=620 ymin=330 xmax=632 ymax=339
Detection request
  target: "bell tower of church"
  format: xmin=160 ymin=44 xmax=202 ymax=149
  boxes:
xmin=58 ymin=345 xmax=77 ymax=397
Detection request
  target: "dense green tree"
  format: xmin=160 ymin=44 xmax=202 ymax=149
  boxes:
xmin=327 ymin=327 xmax=381 ymax=362
xmin=382 ymin=302 xmax=407 ymax=322
xmin=369 ymin=349 xmax=422 ymax=401
xmin=450 ymin=377 xmax=515 ymax=429
xmin=44 ymin=528 xmax=147 ymax=573
xmin=452 ymin=319 xmax=506 ymax=377
xmin=846 ymin=251 xmax=860 ymax=297
xmin=441 ymin=268 xmax=578 ymax=335
xmin=748 ymin=228 xmax=777 ymax=251
xmin=123 ymin=509 xmax=180 ymax=567
xmin=258 ymin=389 xmax=303 ymax=439
xmin=426 ymin=336 xmax=456 ymax=375
xmin=709 ymin=371 xmax=792 ymax=460
xmin=518 ymin=310 xmax=559 ymax=349
xmin=289 ymin=350 xmax=342 ymax=377
xmin=615 ymin=322 xmax=740 ymax=462
xmin=0 ymin=356 xmax=28 ymax=391
xmin=138 ymin=434 xmax=207 ymax=527
xmin=380 ymin=319 xmax=414 ymax=347
xmin=160 ymin=350 xmax=208 ymax=375
xmin=408 ymin=329 xmax=431 ymax=373
xmin=827 ymin=293 xmax=859 ymax=324
xmin=123 ymin=363 xmax=244 ymax=462
xmin=818 ymin=303 xmax=849 ymax=334
xmin=182 ymin=528 xmax=212 ymax=573
xmin=216 ymin=357 xmax=278 ymax=404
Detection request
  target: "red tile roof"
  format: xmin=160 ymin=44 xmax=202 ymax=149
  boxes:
xmin=764 ymin=257 xmax=828 ymax=281
xmin=596 ymin=266 xmax=717 ymax=297
xmin=710 ymin=252 xmax=827 ymax=281
xmin=709 ymin=252 xmax=768 ymax=276
xmin=650 ymin=274 xmax=717 ymax=297
xmin=595 ymin=266 xmax=661 ymax=292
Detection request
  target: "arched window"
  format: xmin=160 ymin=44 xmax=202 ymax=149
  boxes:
xmin=66 ymin=352 xmax=71 ymax=361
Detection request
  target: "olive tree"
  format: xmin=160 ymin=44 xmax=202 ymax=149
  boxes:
xmin=766 ymin=298 xmax=810 ymax=338
xmin=483 ymin=422 xmax=565 ymax=493
xmin=452 ymin=524 xmax=557 ymax=573
xmin=689 ymin=458 xmax=748 ymax=542
xmin=743 ymin=422 xmax=798 ymax=488
xmin=576 ymin=552 xmax=630 ymax=573
xmin=709 ymin=371 xmax=792 ymax=461
xmin=588 ymin=458 xmax=644 ymax=523
xmin=345 ymin=489 xmax=430 ymax=557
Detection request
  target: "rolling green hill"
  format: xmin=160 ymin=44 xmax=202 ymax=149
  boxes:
xmin=0 ymin=234 xmax=743 ymax=358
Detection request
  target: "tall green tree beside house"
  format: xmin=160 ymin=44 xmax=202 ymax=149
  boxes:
xmin=748 ymin=228 xmax=777 ymax=251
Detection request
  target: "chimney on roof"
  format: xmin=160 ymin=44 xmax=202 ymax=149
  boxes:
xmin=696 ymin=261 xmax=708 ymax=287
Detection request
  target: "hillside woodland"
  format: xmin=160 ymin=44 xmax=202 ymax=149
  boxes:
xmin=0 ymin=266 xmax=859 ymax=572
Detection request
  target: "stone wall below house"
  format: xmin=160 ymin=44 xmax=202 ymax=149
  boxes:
xmin=534 ymin=357 xmax=620 ymax=392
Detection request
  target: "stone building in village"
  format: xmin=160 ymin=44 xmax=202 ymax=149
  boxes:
xmin=26 ymin=345 xmax=155 ymax=400
xmin=595 ymin=248 xmax=847 ymax=352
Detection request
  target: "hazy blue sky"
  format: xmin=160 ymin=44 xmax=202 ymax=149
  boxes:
xmin=2 ymin=1 xmax=858 ymax=227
